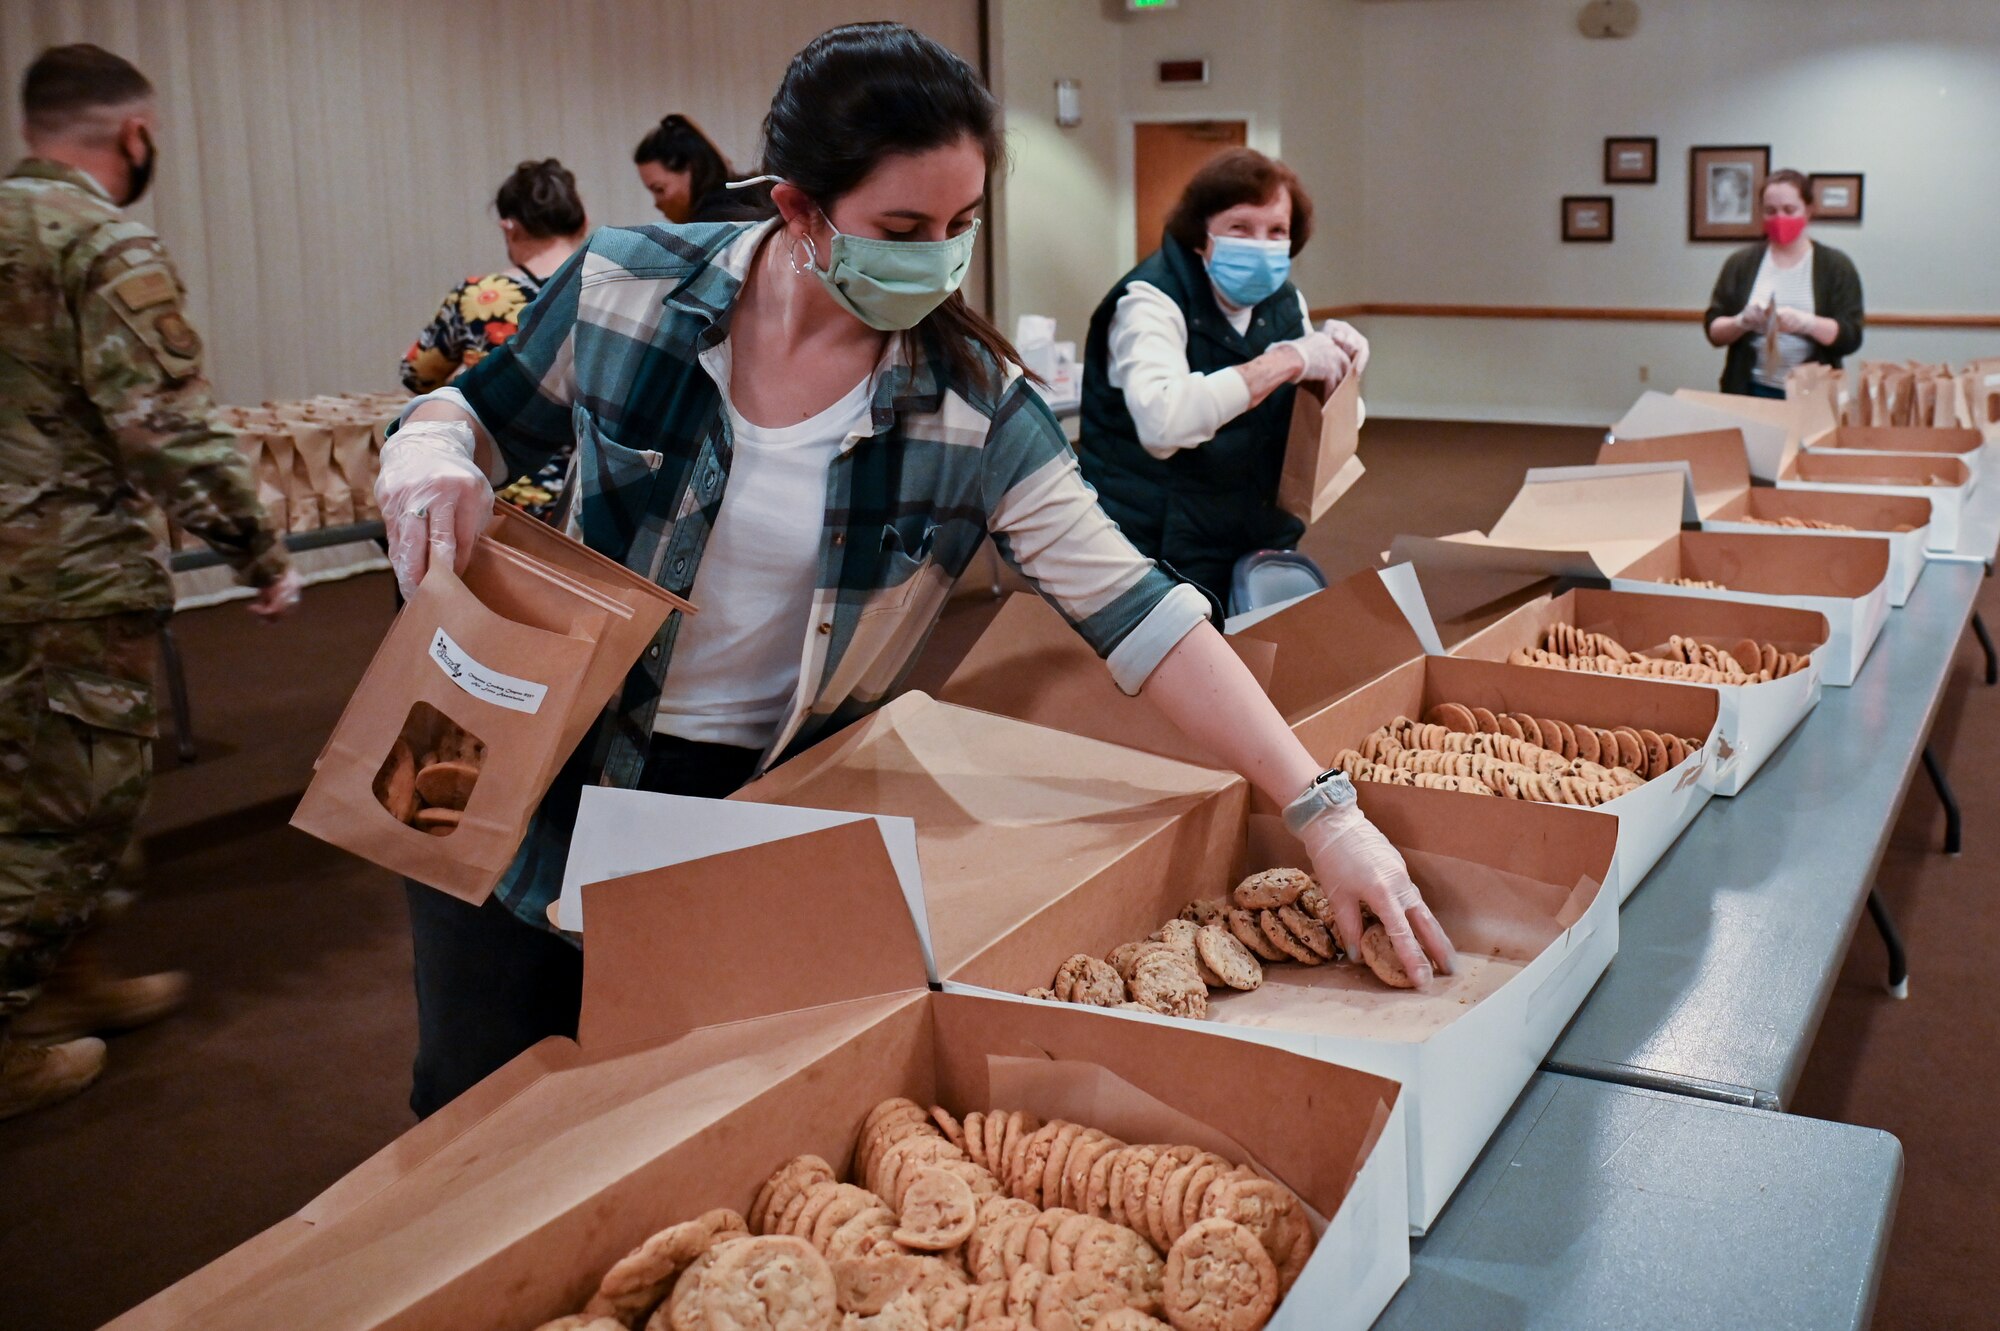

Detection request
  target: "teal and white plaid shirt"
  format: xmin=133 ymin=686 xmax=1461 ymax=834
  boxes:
xmin=409 ymin=219 xmax=1209 ymax=928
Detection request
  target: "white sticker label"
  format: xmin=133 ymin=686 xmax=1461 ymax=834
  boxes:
xmin=1986 ymin=372 xmax=2000 ymax=388
xmin=428 ymin=628 xmax=548 ymax=713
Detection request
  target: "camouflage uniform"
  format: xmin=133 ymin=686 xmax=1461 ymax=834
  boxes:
xmin=0 ymin=158 xmax=288 ymax=1039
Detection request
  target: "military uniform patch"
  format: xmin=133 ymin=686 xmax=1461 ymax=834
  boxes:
xmin=112 ymin=267 xmax=176 ymax=312
xmin=154 ymin=310 xmax=200 ymax=358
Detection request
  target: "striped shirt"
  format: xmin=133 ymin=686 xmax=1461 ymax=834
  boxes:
xmin=1749 ymin=245 xmax=1817 ymax=388
xmin=405 ymin=219 xmax=1209 ymax=929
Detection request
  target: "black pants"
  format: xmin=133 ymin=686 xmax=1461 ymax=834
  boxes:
xmin=405 ymin=734 xmax=762 ymax=1118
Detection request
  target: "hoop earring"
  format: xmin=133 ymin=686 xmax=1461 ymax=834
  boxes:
xmin=788 ymin=233 xmax=819 ymax=276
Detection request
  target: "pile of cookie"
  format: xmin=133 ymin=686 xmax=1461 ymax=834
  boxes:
xmin=1655 ymin=576 xmax=1727 ymax=590
xmin=1740 ymin=514 xmax=1859 ymax=532
xmin=1030 ymin=867 xmax=1413 ymax=1021
xmin=1509 ymin=623 xmax=1810 ymax=685
xmin=535 ymin=1096 xmax=1315 ymax=1331
xmin=372 ymin=704 xmax=486 ymax=837
xmin=1328 ymin=702 xmax=1702 ymax=810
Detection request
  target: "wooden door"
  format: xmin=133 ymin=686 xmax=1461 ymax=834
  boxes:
xmin=1133 ymin=120 xmax=1249 ymax=260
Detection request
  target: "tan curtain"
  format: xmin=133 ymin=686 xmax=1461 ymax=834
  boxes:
xmin=1 ymin=0 xmax=981 ymax=405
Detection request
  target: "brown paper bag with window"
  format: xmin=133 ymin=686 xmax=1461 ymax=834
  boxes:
xmin=1277 ymin=370 xmax=1365 ymax=527
xmin=292 ymin=509 xmax=692 ymax=902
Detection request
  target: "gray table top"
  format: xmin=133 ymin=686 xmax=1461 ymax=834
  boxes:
xmin=1543 ymin=557 xmax=1984 ymax=1108
xmin=1378 ymin=1072 xmax=1900 ymax=1331
xmin=1937 ymin=467 xmax=2000 ymax=565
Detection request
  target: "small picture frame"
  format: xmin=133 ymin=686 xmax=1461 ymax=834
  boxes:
xmin=1689 ymin=144 xmax=1770 ymax=242
xmin=1604 ymin=136 xmax=1657 ymax=184
xmin=1810 ymin=172 xmax=1864 ymax=223
xmin=1563 ymin=195 xmax=1614 ymax=242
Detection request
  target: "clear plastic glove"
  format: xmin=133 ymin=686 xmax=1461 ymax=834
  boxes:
xmin=1773 ymin=305 xmax=1815 ymax=335
xmin=1736 ymin=300 xmax=1773 ymax=334
xmin=1297 ymin=801 xmax=1456 ymax=986
xmin=1318 ymin=319 xmax=1371 ymax=379
xmin=375 ymin=418 xmax=493 ymax=598
xmin=1276 ymin=330 xmax=1353 ymax=386
xmin=247 ymin=567 xmax=303 ymax=621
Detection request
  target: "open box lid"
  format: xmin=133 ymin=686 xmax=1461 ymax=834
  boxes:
xmin=938 ymin=567 xmax=1440 ymax=745
xmin=1389 ymin=466 xmax=1687 ymax=587
xmin=935 ymin=592 xmax=1278 ymax=767
xmin=1596 ymin=429 xmax=1751 ymax=519
xmin=1612 ymin=390 xmax=1796 ymax=481
xmin=105 ymin=821 xmax=933 ymax=1331
xmin=733 ymin=693 xmax=1247 ymax=981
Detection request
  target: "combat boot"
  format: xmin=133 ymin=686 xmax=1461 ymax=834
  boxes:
xmin=13 ymin=944 xmax=188 ymax=1044
xmin=0 ymin=1037 xmax=106 ymax=1120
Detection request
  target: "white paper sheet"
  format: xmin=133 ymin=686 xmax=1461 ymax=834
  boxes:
xmin=557 ymin=790 xmax=931 ymax=974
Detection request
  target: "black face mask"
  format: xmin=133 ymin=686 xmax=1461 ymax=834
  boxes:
xmin=122 ymin=125 xmax=155 ymax=206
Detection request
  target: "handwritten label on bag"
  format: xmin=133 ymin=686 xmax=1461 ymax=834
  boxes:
xmin=429 ymin=628 xmax=548 ymax=713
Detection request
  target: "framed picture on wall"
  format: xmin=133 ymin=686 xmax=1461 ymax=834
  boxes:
xmin=1689 ymin=144 xmax=1769 ymax=242
xmin=1811 ymin=172 xmax=1865 ymax=222
xmin=1604 ymin=136 xmax=1657 ymax=184
xmin=1563 ymin=195 xmax=1614 ymax=242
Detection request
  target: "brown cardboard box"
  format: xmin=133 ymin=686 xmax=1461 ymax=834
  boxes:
xmin=1448 ymin=585 xmax=1830 ymax=796
xmin=108 ymin=820 xmax=1411 ymax=1331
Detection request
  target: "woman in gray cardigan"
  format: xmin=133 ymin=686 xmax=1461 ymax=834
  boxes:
xmin=1703 ymin=168 xmax=1865 ymax=397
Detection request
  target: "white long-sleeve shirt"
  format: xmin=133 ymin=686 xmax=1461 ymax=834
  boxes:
xmin=1108 ymin=281 xmax=1314 ymax=459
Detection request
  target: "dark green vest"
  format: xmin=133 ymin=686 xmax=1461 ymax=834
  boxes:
xmin=1077 ymin=235 xmax=1307 ymax=597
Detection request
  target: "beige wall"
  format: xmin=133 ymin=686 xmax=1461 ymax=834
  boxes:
xmin=0 ymin=0 xmax=978 ymax=405
xmin=991 ymin=0 xmax=1363 ymax=349
xmin=1349 ymin=0 xmax=2000 ymax=422
xmin=991 ymin=0 xmax=2000 ymax=423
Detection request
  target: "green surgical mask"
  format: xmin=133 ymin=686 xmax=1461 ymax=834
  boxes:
xmin=812 ymin=216 xmax=980 ymax=331
xmin=739 ymin=176 xmax=980 ymax=332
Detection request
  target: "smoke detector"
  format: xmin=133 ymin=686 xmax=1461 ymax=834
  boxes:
xmin=1578 ymin=0 xmax=1640 ymax=38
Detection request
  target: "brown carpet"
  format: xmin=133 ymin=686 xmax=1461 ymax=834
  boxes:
xmin=0 ymin=420 xmax=1983 ymax=1330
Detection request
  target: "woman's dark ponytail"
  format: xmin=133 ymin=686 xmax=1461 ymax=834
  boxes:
xmin=759 ymin=23 xmax=1030 ymax=397
xmin=633 ymin=113 xmax=733 ymax=208
xmin=495 ymin=158 xmax=586 ymax=239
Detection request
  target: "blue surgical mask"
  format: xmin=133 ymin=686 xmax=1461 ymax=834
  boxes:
xmin=1205 ymin=234 xmax=1291 ymax=307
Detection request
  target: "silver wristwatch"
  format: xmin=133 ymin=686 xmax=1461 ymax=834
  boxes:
xmin=1281 ymin=768 xmax=1357 ymax=836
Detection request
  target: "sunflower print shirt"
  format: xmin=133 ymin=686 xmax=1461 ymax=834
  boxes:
xmin=400 ymin=270 xmax=569 ymax=519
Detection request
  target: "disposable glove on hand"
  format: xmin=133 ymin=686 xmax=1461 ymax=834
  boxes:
xmin=1277 ymin=330 xmax=1353 ymax=386
xmin=1736 ymin=301 xmax=1773 ymax=334
xmin=375 ymin=419 xmax=493 ymax=599
xmin=1318 ymin=319 xmax=1371 ymax=379
xmin=1774 ymin=305 xmax=1815 ymax=335
xmin=247 ymin=567 xmax=303 ymax=621
xmin=1297 ymin=801 xmax=1456 ymax=987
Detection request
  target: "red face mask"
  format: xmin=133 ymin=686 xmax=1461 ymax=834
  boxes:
xmin=1764 ymin=214 xmax=1808 ymax=246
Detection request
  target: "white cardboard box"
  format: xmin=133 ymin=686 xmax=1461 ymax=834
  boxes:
xmin=1391 ymin=465 xmax=1891 ymax=685
xmin=1614 ymin=389 xmax=1972 ymax=552
xmin=1594 ymin=428 xmax=1930 ymax=607
xmin=1442 ymin=584 xmax=1829 ymax=797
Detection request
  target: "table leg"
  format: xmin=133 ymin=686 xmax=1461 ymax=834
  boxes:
xmin=1866 ymin=889 xmax=1909 ymax=999
xmin=1922 ymin=744 xmax=1961 ymax=855
xmin=159 ymin=621 xmax=197 ymax=765
xmin=1972 ymin=611 xmax=1998 ymax=686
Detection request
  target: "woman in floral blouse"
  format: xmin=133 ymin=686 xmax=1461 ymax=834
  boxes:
xmin=401 ymin=159 xmax=588 ymax=518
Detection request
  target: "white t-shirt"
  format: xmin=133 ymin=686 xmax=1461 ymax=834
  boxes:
xmin=1749 ymin=245 xmax=1817 ymax=388
xmin=1108 ymin=281 xmax=1315 ymax=459
xmin=653 ymin=374 xmax=874 ymax=748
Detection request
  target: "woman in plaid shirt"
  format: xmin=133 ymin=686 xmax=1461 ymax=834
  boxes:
xmin=377 ymin=23 xmax=1455 ymax=1115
